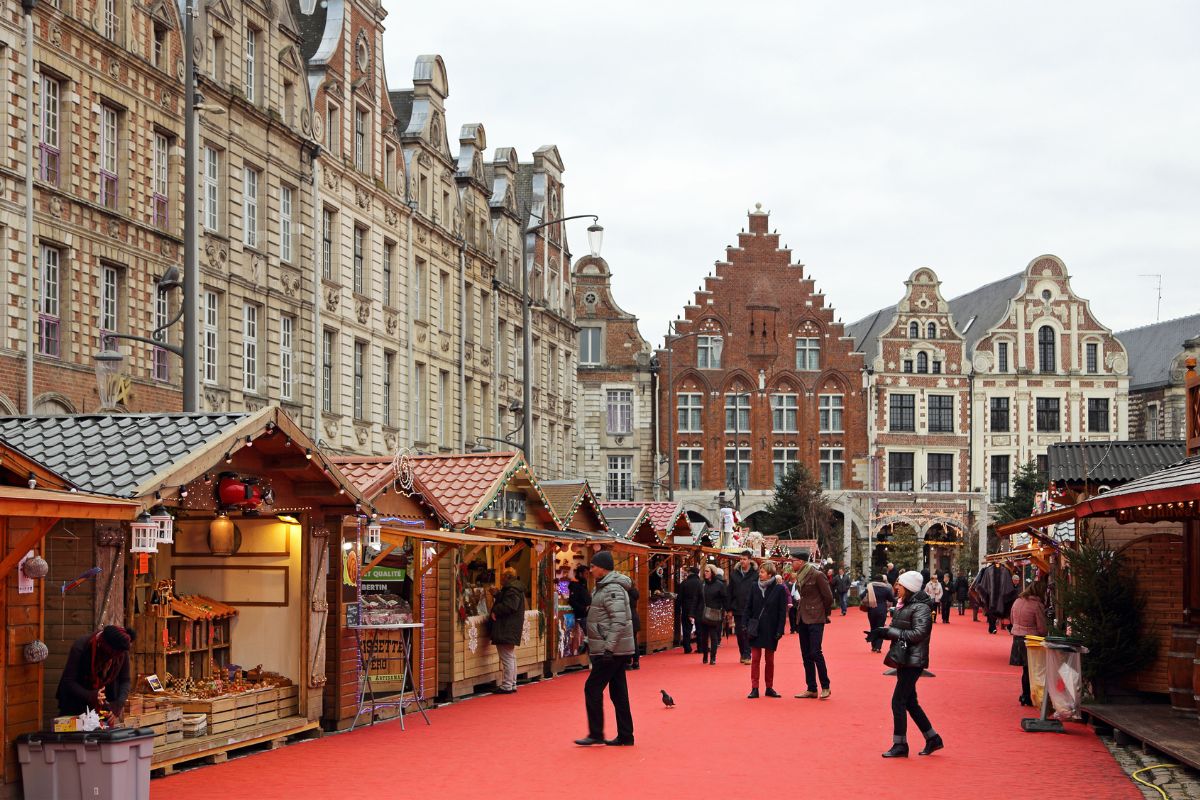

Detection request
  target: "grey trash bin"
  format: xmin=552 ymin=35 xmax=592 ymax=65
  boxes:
xmin=17 ymin=727 xmax=155 ymax=800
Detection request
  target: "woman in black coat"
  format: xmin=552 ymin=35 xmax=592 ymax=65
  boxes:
xmin=626 ymin=582 xmax=642 ymax=670
xmin=697 ymin=564 xmax=729 ymax=665
xmin=867 ymin=571 xmax=943 ymax=759
xmin=743 ymin=561 xmax=789 ymax=698
xmin=939 ymin=572 xmax=954 ymax=624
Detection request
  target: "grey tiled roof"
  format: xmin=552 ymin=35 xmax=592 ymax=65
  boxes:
xmin=1116 ymin=313 xmax=1200 ymax=390
xmin=291 ymin=0 xmax=327 ymax=62
xmin=1092 ymin=455 xmax=1200 ymax=500
xmin=1047 ymin=440 xmax=1186 ymax=484
xmin=845 ymin=305 xmax=896 ymax=356
xmin=389 ymin=91 xmax=414 ymax=136
xmin=515 ymin=162 xmax=534 ymax=224
xmin=599 ymin=505 xmax=646 ymax=538
xmin=0 ymin=414 xmax=248 ymax=497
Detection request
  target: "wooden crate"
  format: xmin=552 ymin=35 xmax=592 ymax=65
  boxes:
xmin=236 ymin=692 xmax=259 ymax=710
xmin=277 ymin=686 xmax=299 ymax=718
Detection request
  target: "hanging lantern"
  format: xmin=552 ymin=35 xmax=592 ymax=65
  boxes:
xmin=366 ymin=521 xmax=382 ymax=551
xmin=130 ymin=511 xmax=159 ymax=553
xmin=209 ymin=513 xmax=236 ymax=556
xmin=150 ymin=505 xmax=174 ymax=544
xmin=23 ymin=640 xmax=49 ymax=664
xmin=21 ymin=555 xmax=49 ymax=580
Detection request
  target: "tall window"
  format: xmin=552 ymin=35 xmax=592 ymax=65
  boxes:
xmin=203 ymin=147 xmax=220 ymax=231
xmin=152 ymin=24 xmax=167 ymax=67
xmin=997 ymin=341 xmax=1009 ymax=373
xmin=932 ymin=359 xmax=942 ymax=374
xmin=796 ymin=337 xmax=820 ymax=371
xmin=889 ymin=394 xmax=915 ymax=431
xmin=1036 ymin=397 xmax=1060 ymax=432
xmin=724 ymin=446 xmax=751 ymax=490
xmin=678 ymin=448 xmax=703 ymax=491
xmin=902 ymin=359 xmax=913 ymax=373
xmin=927 ymin=453 xmax=953 ymax=491
xmin=279 ymin=186 xmax=293 ymax=262
xmin=724 ymin=393 xmax=750 ymax=433
xmin=439 ymin=272 xmax=451 ymax=330
xmin=353 ymin=226 xmax=366 ymax=294
xmin=244 ymin=27 xmax=257 ymax=103
xmin=990 ymin=455 xmax=1011 ymax=501
xmin=153 ymin=132 xmax=170 ymax=227
xmin=677 ymin=393 xmax=703 ymax=432
xmin=1147 ymin=402 xmax=1160 ymax=439
xmin=211 ymin=33 xmax=226 ymax=82
xmin=497 ymin=321 xmax=508 ymax=376
xmin=326 ymin=103 xmax=340 ymax=156
xmin=382 ymin=242 xmax=394 ymax=306
xmin=773 ymin=447 xmax=800 ymax=486
xmin=279 ymin=315 xmax=294 ymax=401
xmin=916 ymin=352 xmax=928 ymax=374
xmin=888 ymin=452 xmax=914 ymax=492
xmin=203 ymin=291 xmax=219 ymax=384
xmin=414 ymin=363 xmax=427 ymax=440
xmin=607 ymin=390 xmax=633 ymax=434
xmin=819 ymin=394 xmax=844 ymax=433
xmin=1038 ymin=326 xmax=1056 ymax=373
xmin=100 ymin=106 xmax=119 ymax=209
xmin=990 ymin=397 xmax=1010 ymax=431
xmin=354 ymin=108 xmax=368 ymax=171
xmin=909 ymin=321 xmax=919 ymax=339
xmin=38 ymin=246 xmax=61 ymax=357
xmin=242 ymin=304 xmax=258 ymax=393
xmin=1088 ymin=398 xmax=1110 ymax=433
xmin=103 ymin=0 xmax=119 ymax=40
xmin=322 ymin=331 xmax=336 ymax=413
xmin=607 ymin=456 xmax=634 ymax=501
xmin=243 ymin=167 xmax=259 ymax=247
xmin=153 ymin=286 xmax=170 ymax=381
xmin=1086 ymin=342 xmax=1099 ymax=374
xmin=580 ymin=327 xmax=602 ymax=365
xmin=39 ymin=75 xmax=61 ymax=185
xmin=928 ymin=395 xmax=954 ymax=433
xmin=697 ymin=335 xmax=722 ymax=369
xmin=321 ymin=209 xmax=334 ymax=280
xmin=100 ymin=264 xmax=119 ymax=337
xmin=414 ymin=258 xmax=427 ymax=319
xmin=382 ymin=352 xmax=395 ymax=426
xmin=353 ymin=342 xmax=366 ymax=420
xmin=819 ymin=448 xmax=844 ymax=490
xmin=771 ymin=393 xmax=798 ymax=432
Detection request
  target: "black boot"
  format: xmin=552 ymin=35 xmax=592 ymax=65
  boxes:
xmin=919 ymin=734 xmax=944 ymax=756
xmin=882 ymin=743 xmax=909 ymax=759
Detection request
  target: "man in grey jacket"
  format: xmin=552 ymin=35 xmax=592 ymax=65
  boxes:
xmin=575 ymin=550 xmax=636 ymax=747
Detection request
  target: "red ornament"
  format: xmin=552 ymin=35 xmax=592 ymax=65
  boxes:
xmin=216 ymin=472 xmax=264 ymax=511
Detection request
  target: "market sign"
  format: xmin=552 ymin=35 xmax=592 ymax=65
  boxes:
xmin=359 ymin=565 xmax=411 ymax=691
xmin=362 ymin=565 xmax=407 ymax=594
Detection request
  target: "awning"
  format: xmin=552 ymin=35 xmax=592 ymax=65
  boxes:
xmin=994 ymin=506 xmax=1076 ymax=537
xmin=381 ymin=526 xmax=506 ymax=547
xmin=0 ymin=486 xmax=141 ymax=577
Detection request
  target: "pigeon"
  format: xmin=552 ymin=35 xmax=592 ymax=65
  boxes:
xmin=661 ymin=689 xmax=675 ymax=708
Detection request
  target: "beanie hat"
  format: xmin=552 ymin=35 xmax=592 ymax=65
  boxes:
xmin=898 ymin=571 xmax=924 ymax=594
xmin=591 ymin=550 xmax=615 ymax=571
xmin=101 ymin=625 xmax=134 ymax=652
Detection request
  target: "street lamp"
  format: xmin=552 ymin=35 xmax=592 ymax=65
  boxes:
xmin=662 ymin=322 xmax=723 ymax=500
xmin=519 ymin=213 xmax=603 ymax=466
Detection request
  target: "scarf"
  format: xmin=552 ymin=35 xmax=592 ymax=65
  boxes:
xmin=757 ymin=575 xmax=777 ymax=594
xmin=89 ymin=632 xmax=128 ymax=692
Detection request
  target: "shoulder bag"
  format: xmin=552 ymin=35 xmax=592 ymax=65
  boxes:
xmin=745 ymin=586 xmax=770 ymax=638
xmin=700 ymin=584 xmax=722 ymax=627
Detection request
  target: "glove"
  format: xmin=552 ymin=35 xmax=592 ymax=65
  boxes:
xmin=865 ymin=627 xmax=888 ymax=644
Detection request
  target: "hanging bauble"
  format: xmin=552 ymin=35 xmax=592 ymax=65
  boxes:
xmin=21 ymin=555 xmax=49 ymax=580
xmin=24 ymin=640 xmax=49 ymax=664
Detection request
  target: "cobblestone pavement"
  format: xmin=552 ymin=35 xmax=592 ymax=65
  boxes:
xmin=1102 ymin=734 xmax=1200 ymax=799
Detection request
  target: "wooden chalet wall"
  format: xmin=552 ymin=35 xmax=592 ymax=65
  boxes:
xmin=3 ymin=518 xmax=41 ymax=792
xmin=1119 ymin=531 xmax=1183 ymax=696
xmin=323 ymin=530 xmax=357 ymax=729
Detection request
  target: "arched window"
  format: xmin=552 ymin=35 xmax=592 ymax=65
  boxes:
xmin=927 ymin=322 xmax=937 ymax=339
xmin=916 ymin=352 xmax=928 ymax=373
xmin=909 ymin=321 xmax=919 ymax=339
xmin=1038 ymin=326 xmax=1056 ymax=373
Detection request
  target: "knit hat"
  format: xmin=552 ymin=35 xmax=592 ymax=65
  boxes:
xmin=590 ymin=550 xmax=615 ymax=571
xmin=101 ymin=625 xmax=134 ymax=652
xmin=897 ymin=571 xmax=924 ymax=594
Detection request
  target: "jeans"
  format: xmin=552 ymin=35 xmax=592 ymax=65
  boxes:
xmin=584 ymin=655 xmax=634 ymax=741
xmin=750 ymin=647 xmax=775 ymax=689
xmin=892 ymin=666 xmax=934 ymax=738
xmin=734 ymin=616 xmax=752 ymax=660
xmin=496 ymin=644 xmax=517 ymax=690
xmin=697 ymin=621 xmax=722 ymax=658
xmin=796 ymin=622 xmax=829 ymax=690
xmin=838 ymin=592 xmax=849 ymax=614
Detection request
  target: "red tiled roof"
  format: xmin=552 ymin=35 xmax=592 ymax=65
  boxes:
xmin=409 ymin=452 xmax=524 ymax=527
xmin=601 ymin=500 xmax=684 ymax=535
xmin=330 ymin=456 xmax=394 ymax=496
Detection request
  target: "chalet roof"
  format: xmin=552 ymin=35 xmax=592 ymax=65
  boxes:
xmin=1082 ymin=455 xmax=1200 ymax=505
xmin=1047 ymin=440 xmax=1187 ymax=485
xmin=407 ymin=451 xmax=565 ymax=530
xmin=1116 ymin=313 xmax=1200 ymax=390
xmin=539 ymin=479 xmax=609 ymax=531
xmin=598 ymin=504 xmax=658 ymax=543
xmin=600 ymin=500 xmax=686 ymax=537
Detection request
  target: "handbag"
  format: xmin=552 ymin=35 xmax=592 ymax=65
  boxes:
xmin=746 ymin=593 xmax=768 ymax=638
xmin=700 ymin=584 xmax=722 ymax=627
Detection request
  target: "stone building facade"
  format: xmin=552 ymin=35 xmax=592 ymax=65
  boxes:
xmin=572 ymin=254 xmax=655 ymax=501
xmin=656 ymin=205 xmax=869 ymax=543
xmin=1117 ymin=313 xmax=1200 ymax=441
xmin=1 ymin=0 xmax=188 ymax=414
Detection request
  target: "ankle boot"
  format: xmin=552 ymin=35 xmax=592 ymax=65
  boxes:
xmin=918 ymin=734 xmax=944 ymax=756
xmin=882 ymin=743 xmax=909 ymax=759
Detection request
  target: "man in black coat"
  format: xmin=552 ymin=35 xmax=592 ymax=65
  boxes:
xmin=886 ymin=562 xmax=900 ymax=586
xmin=675 ymin=567 xmax=702 ymax=654
xmin=953 ymin=573 xmax=970 ymax=615
xmin=727 ymin=551 xmax=758 ymax=664
xmin=831 ymin=568 xmax=852 ymax=616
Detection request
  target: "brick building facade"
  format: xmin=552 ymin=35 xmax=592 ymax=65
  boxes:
xmin=657 ymin=205 xmax=868 ymax=540
xmin=572 ymin=254 xmax=655 ymax=501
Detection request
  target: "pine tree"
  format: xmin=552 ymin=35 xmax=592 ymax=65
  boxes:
xmin=759 ymin=464 xmax=832 ymax=546
xmin=994 ymin=459 xmax=1046 ymax=526
xmin=884 ymin=525 xmax=922 ymax=572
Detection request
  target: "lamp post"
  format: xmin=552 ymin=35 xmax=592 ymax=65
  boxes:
xmin=92 ymin=267 xmax=186 ymax=408
xmin=662 ymin=323 xmax=723 ymax=501
xmin=519 ymin=213 xmax=602 ymax=466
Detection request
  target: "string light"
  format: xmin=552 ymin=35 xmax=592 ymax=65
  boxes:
xmin=305 ymin=448 xmax=312 ymax=460
xmin=223 ymin=451 xmax=232 ymax=464
xmin=245 ymin=435 xmax=253 ymax=447
xmin=285 ymin=437 xmax=292 ymax=447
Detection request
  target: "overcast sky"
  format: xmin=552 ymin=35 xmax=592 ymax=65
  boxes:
xmin=382 ymin=1 xmax=1200 ymax=347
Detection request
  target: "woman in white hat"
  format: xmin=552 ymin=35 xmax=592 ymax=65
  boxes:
xmin=866 ymin=570 xmax=943 ymax=758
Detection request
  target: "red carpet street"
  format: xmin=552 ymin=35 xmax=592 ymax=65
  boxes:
xmin=154 ymin=612 xmax=1140 ymax=799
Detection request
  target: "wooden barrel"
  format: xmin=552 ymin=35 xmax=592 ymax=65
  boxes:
xmin=1169 ymin=624 xmax=1198 ymax=714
